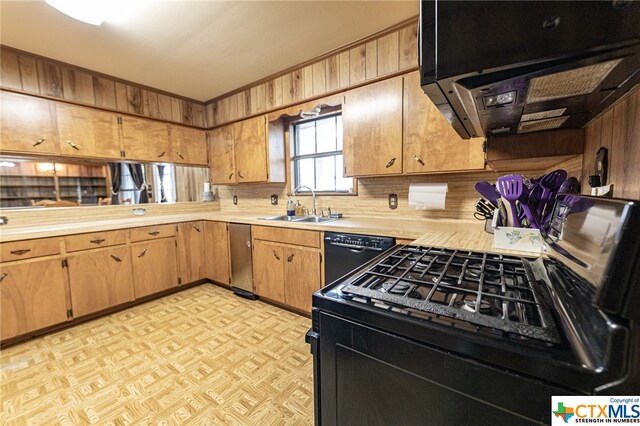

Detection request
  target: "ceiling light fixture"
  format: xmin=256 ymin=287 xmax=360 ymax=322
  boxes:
xmin=45 ymin=0 xmax=141 ymax=26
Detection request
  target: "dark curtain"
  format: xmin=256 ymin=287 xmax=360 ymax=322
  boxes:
xmin=157 ymin=164 xmax=167 ymax=202
xmin=108 ymin=162 xmax=121 ymax=205
xmin=127 ymin=163 xmax=148 ymax=204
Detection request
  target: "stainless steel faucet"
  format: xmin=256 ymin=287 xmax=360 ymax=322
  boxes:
xmin=293 ymin=185 xmax=316 ymax=216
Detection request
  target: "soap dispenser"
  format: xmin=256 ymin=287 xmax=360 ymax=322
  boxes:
xmin=286 ymin=197 xmax=295 ymax=216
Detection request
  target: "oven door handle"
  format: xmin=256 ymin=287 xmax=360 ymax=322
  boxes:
xmin=328 ymin=242 xmax=383 ymax=251
xmin=305 ymin=328 xmax=319 ymax=355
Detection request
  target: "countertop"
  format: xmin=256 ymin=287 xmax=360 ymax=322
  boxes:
xmin=0 ymin=211 xmax=531 ymax=256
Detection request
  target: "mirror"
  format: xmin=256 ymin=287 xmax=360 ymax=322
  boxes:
xmin=0 ymin=156 xmax=211 ymax=209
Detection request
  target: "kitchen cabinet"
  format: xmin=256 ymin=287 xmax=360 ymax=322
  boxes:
xmin=176 ymin=221 xmax=206 ymax=284
xmin=169 ymin=125 xmax=208 ymax=166
xmin=210 ymin=124 xmax=237 ymax=184
xmin=0 ymin=257 xmax=69 ymax=340
xmin=56 ymin=103 xmax=121 ymax=159
xmin=131 ymin=237 xmax=178 ymax=298
xmin=403 ymin=72 xmax=485 ymax=173
xmin=343 ymin=76 xmax=404 ymax=176
xmin=204 ymin=221 xmax=230 ymax=285
xmin=209 ymin=115 xmax=285 ymax=184
xmin=0 ymin=91 xmax=59 ymax=155
xmin=66 ymin=245 xmax=134 ymax=318
xmin=120 ymin=115 xmax=171 ymax=162
xmin=251 ymin=225 xmax=322 ymax=313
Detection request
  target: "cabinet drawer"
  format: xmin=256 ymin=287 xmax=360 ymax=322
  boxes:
xmin=0 ymin=237 xmax=61 ymax=262
xmin=252 ymin=225 xmax=320 ymax=248
xmin=130 ymin=224 xmax=176 ymax=242
xmin=65 ymin=230 xmax=127 ymax=252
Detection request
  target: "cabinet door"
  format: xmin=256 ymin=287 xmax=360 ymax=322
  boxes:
xmin=0 ymin=258 xmax=68 ymax=340
xmin=120 ymin=116 xmax=171 ymax=162
xmin=56 ymin=103 xmax=121 ymax=159
xmin=284 ymin=247 xmax=321 ymax=313
xmin=131 ymin=238 xmax=178 ymax=298
xmin=252 ymin=240 xmax=285 ymax=303
xmin=170 ymin=125 xmax=208 ymax=166
xmin=403 ymin=72 xmax=485 ymax=173
xmin=343 ymin=77 xmax=404 ymax=176
xmin=176 ymin=221 xmax=206 ymax=284
xmin=204 ymin=221 xmax=230 ymax=284
xmin=210 ymin=124 xmax=237 ymax=184
xmin=0 ymin=91 xmax=59 ymax=155
xmin=67 ymin=245 xmax=133 ymax=317
xmin=234 ymin=116 xmax=268 ymax=183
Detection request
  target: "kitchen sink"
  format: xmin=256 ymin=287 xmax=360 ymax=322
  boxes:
xmin=258 ymin=215 xmax=339 ymax=224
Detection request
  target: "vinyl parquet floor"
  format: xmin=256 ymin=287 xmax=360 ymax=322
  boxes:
xmin=0 ymin=284 xmax=314 ymax=425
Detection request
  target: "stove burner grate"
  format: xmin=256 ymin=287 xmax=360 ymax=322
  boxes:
xmin=340 ymin=245 xmax=560 ymax=343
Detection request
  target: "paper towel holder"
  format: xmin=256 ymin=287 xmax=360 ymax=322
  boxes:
xmin=388 ymin=194 xmax=398 ymax=209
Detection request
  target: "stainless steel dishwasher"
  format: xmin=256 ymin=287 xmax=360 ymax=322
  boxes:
xmin=228 ymin=223 xmax=255 ymax=299
xmin=324 ymin=232 xmax=395 ymax=285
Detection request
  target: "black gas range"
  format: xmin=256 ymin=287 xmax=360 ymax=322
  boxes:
xmin=307 ymin=194 xmax=640 ymax=425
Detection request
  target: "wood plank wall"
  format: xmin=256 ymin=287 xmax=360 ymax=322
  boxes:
xmin=204 ymin=20 xmax=418 ymax=127
xmin=582 ymin=88 xmax=640 ymax=200
xmin=0 ymin=46 xmax=206 ymax=127
xmin=175 ymin=166 xmax=211 ymax=203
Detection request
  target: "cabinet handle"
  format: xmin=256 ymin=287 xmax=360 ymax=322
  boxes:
xmin=158 ymin=151 xmax=166 ymax=158
xmin=90 ymin=238 xmax=106 ymax=244
xmin=238 ymin=171 xmax=244 ymax=179
xmin=33 ymin=138 xmax=46 ymax=147
xmin=228 ymin=172 xmax=234 ymax=180
xmin=0 ymin=272 xmax=7 ymax=282
xmin=287 ymin=254 xmax=295 ymax=262
xmin=272 ymin=250 xmax=280 ymax=260
xmin=385 ymin=157 xmax=396 ymax=168
xmin=111 ymin=254 xmax=122 ymax=262
xmin=10 ymin=249 xmax=31 ymax=255
xmin=412 ymin=154 xmax=425 ymax=166
xmin=137 ymin=248 xmax=147 ymax=258
xmin=148 ymin=231 xmax=160 ymax=236
xmin=176 ymin=152 xmax=185 ymax=160
xmin=67 ymin=140 xmax=80 ymax=151
xmin=192 ymin=224 xmax=201 ymax=232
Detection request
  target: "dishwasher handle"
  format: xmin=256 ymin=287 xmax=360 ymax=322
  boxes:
xmin=328 ymin=241 xmax=384 ymax=251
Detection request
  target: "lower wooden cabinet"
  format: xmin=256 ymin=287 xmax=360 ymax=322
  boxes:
xmin=0 ymin=257 xmax=69 ymax=340
xmin=176 ymin=221 xmax=206 ymax=284
xmin=252 ymin=226 xmax=322 ymax=313
xmin=204 ymin=221 xmax=230 ymax=285
xmin=67 ymin=245 xmax=134 ymax=318
xmin=131 ymin=238 xmax=178 ymax=298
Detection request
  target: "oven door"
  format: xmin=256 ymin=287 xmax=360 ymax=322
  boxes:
xmin=311 ymin=311 xmax=568 ymax=426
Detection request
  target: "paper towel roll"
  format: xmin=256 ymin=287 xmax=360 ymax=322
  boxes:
xmin=203 ymin=182 xmax=211 ymax=193
xmin=408 ymin=183 xmax=448 ymax=210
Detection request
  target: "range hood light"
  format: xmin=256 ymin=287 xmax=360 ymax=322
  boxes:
xmin=483 ymin=91 xmax=516 ymax=108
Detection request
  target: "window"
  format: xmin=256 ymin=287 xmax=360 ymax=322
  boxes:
xmin=291 ymin=114 xmax=353 ymax=193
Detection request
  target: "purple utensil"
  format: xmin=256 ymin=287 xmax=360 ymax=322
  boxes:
xmin=474 ymin=181 xmax=501 ymax=207
xmin=496 ymin=175 xmax=523 ymax=228
xmin=537 ymin=169 xmax=568 ymax=217
xmin=558 ymin=177 xmax=580 ymax=194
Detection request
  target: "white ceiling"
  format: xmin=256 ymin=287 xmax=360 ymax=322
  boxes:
xmin=0 ymin=1 xmax=417 ymax=102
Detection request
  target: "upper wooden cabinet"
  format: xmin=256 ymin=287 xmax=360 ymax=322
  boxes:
xmin=169 ymin=125 xmax=208 ymax=166
xmin=343 ymin=77 xmax=404 ymax=176
xmin=120 ymin=115 xmax=171 ymax=162
xmin=0 ymin=91 xmax=59 ymax=155
xmin=56 ymin=103 xmax=121 ymax=159
xmin=209 ymin=115 xmax=285 ymax=184
xmin=403 ymin=72 xmax=485 ymax=174
xmin=210 ymin=124 xmax=237 ymax=184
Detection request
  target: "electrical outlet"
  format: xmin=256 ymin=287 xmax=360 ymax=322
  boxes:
xmin=388 ymin=194 xmax=398 ymax=209
xmin=271 ymin=194 xmax=278 ymax=205
xmin=233 ymin=195 xmax=238 ymax=205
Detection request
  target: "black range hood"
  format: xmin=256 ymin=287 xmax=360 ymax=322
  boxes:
xmin=420 ymin=1 xmax=640 ymax=139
